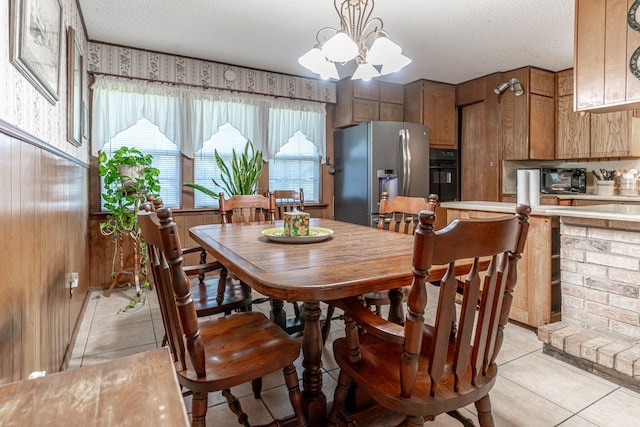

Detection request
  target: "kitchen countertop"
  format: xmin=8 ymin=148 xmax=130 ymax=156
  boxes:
xmin=545 ymin=204 xmax=640 ymax=222
xmin=440 ymin=201 xmax=567 ymax=215
xmin=555 ymin=193 xmax=640 ymax=202
xmin=441 ymin=201 xmax=640 ymax=222
xmin=504 ymin=192 xmax=640 ymax=202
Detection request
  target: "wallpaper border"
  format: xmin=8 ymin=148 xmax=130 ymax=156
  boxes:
xmin=87 ymin=42 xmax=337 ymax=104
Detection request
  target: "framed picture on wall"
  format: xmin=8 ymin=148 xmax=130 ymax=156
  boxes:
xmin=67 ymin=26 xmax=83 ymax=146
xmin=10 ymin=0 xmax=63 ymax=104
xmin=83 ymin=100 xmax=89 ymax=140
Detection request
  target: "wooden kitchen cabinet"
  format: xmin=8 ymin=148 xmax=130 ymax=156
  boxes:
xmin=447 ymin=208 xmax=560 ymax=327
xmin=335 ymin=79 xmax=404 ymax=128
xmin=404 ymin=80 xmax=457 ymax=148
xmin=457 ymin=73 xmax=503 ymax=201
xmin=556 ymin=69 xmax=591 ymax=159
xmin=502 ymin=67 xmax=555 ymax=160
xmin=574 ymin=0 xmax=640 ymax=112
xmin=556 ymin=68 xmax=640 ymax=159
xmin=590 ymin=110 xmax=636 ymax=157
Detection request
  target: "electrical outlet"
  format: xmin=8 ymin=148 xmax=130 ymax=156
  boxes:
xmin=70 ymin=272 xmax=79 ymax=289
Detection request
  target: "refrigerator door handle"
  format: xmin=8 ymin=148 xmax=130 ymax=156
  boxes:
xmin=402 ymin=129 xmax=412 ymax=195
xmin=398 ymin=129 xmax=405 ymax=193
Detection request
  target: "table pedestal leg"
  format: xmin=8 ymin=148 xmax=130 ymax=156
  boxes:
xmin=302 ymin=300 xmax=326 ymax=425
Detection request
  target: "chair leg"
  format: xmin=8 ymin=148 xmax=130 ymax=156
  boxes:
xmin=222 ymin=388 xmax=250 ymax=427
xmin=191 ymin=391 xmax=209 ymax=427
xmin=447 ymin=410 xmax=476 ymax=427
xmin=327 ymin=369 xmax=352 ymax=427
xmin=216 ymin=268 xmax=228 ymax=304
xmin=387 ymin=287 xmax=405 ymax=325
xmin=374 ymin=304 xmax=382 ymax=316
xmin=251 ymin=377 xmax=262 ymax=398
xmin=322 ymin=304 xmax=336 ymax=343
xmin=475 ymin=394 xmax=495 ymax=427
xmin=283 ymin=364 xmax=307 ymax=426
xmin=405 ymin=416 xmax=425 ymax=427
xmin=269 ymin=298 xmax=287 ymax=330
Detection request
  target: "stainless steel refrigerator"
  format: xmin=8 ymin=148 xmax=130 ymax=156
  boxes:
xmin=333 ymin=121 xmax=430 ymax=226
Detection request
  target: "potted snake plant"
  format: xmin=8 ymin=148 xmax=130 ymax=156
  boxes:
xmin=184 ymin=139 xmax=263 ymax=199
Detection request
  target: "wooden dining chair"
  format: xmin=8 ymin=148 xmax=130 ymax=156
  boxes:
xmin=365 ymin=192 xmax=439 ymax=324
xmin=271 ymin=188 xmax=304 ymax=218
xmin=257 ymin=189 xmax=309 ymax=335
xmin=143 ymin=196 xmax=252 ymax=317
xmin=218 ymin=192 xmax=301 ymax=329
xmin=328 ymin=205 xmax=530 ymax=427
xmin=218 ymin=192 xmax=277 ymax=224
xmin=137 ymin=207 xmax=307 ymax=427
xmin=268 ymin=188 xmax=336 ymax=341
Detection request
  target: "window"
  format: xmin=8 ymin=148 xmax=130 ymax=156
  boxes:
xmin=269 ymin=132 xmax=320 ymax=203
xmin=192 ymin=123 xmax=252 ymax=208
xmin=100 ymin=118 xmax=182 ymax=209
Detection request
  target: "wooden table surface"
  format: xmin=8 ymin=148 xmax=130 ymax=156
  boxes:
xmin=0 ymin=348 xmax=189 ymax=427
xmin=189 ymin=218 xmax=419 ymax=302
xmin=190 ymin=218 xmax=465 ymax=425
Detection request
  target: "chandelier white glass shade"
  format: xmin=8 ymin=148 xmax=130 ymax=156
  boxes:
xmin=298 ymin=0 xmax=411 ymax=81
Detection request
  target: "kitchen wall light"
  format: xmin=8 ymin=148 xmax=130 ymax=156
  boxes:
xmin=494 ymin=77 xmax=524 ymax=96
xmin=298 ymin=0 xmax=411 ymax=81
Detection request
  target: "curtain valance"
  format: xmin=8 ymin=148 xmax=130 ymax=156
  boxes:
xmin=91 ymin=75 xmax=326 ymax=160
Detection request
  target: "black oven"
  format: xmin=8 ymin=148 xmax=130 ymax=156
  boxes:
xmin=429 ymin=148 xmax=458 ymax=201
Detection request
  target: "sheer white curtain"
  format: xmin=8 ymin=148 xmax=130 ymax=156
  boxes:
xmin=91 ymin=75 xmax=325 ymax=158
xmin=189 ymin=89 xmax=267 ymax=155
xmin=91 ymin=76 xmax=188 ymax=156
xmin=267 ymin=100 xmax=326 ymax=162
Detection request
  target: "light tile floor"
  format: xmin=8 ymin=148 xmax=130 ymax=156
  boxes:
xmin=70 ymin=286 xmax=640 ymax=426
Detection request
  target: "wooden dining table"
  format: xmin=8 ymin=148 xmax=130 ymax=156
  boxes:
xmin=189 ymin=218 xmax=463 ymax=425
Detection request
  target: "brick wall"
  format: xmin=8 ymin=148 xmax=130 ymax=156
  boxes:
xmin=538 ymin=216 xmax=640 ymax=388
xmin=559 ymin=217 xmax=640 ymax=339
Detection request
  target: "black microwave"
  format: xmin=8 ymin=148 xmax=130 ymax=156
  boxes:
xmin=540 ymin=168 xmax=587 ymax=194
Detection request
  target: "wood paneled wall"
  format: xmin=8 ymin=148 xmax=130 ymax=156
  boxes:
xmin=0 ymin=125 xmax=89 ymax=384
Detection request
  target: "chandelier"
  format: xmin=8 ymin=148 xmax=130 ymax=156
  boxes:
xmin=298 ymin=0 xmax=411 ymax=81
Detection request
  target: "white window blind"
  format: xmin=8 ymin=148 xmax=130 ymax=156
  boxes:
xmin=269 ymin=132 xmax=320 ymax=203
xmin=100 ymin=118 xmax=182 ymax=209
xmin=193 ymin=123 xmax=251 ymax=208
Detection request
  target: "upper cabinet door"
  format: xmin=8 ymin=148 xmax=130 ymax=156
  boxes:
xmin=501 ymin=67 xmax=555 ymax=161
xmin=574 ymin=0 xmax=640 ymax=112
xmin=556 ymin=69 xmax=591 ymax=159
xmin=403 ymin=80 xmax=456 ymax=149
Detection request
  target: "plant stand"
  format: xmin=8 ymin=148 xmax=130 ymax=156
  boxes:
xmin=105 ymin=233 xmax=147 ymax=297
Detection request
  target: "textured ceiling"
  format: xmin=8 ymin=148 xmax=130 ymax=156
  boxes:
xmin=78 ymin=0 xmax=575 ymax=85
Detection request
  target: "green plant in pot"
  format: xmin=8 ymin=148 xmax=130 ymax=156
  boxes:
xmin=184 ymin=139 xmax=263 ymax=199
xmin=98 ymin=146 xmax=161 ymax=309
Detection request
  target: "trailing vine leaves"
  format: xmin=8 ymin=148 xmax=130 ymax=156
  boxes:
xmin=98 ymin=146 xmax=161 ymax=239
xmin=98 ymin=146 xmax=161 ymax=305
